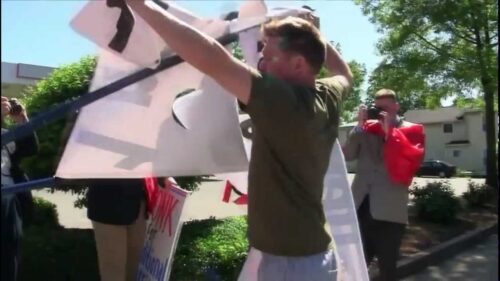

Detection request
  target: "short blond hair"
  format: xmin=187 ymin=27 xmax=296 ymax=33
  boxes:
xmin=262 ymin=17 xmax=325 ymax=74
xmin=374 ymin=89 xmax=397 ymax=101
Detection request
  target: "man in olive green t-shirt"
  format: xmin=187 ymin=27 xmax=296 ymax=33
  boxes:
xmin=128 ymin=1 xmax=353 ymax=279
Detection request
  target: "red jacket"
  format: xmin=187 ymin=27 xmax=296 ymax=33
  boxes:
xmin=363 ymin=120 xmax=425 ymax=187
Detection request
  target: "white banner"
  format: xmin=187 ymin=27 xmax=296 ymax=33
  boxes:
xmin=58 ymin=0 xmax=248 ymax=178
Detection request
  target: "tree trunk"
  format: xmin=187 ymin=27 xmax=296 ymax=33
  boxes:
xmin=482 ymin=76 xmax=498 ymax=191
xmin=471 ymin=11 xmax=498 ymax=194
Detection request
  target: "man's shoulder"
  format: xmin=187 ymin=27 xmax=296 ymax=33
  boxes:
xmin=316 ymin=77 xmax=348 ymax=100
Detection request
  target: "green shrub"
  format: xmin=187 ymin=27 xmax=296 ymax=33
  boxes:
xmin=410 ymin=181 xmax=461 ymax=224
xmin=21 ymin=227 xmax=98 ymax=281
xmin=462 ymin=181 xmax=494 ymax=208
xmin=20 ymin=56 xmax=97 ymax=179
xmin=20 ymin=216 xmax=248 ymax=281
xmin=31 ymin=196 xmax=61 ymax=229
xmin=171 ymin=216 xmax=248 ymax=281
xmin=18 ymin=56 xmax=203 ymax=208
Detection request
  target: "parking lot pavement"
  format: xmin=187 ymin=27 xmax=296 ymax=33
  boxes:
xmin=32 ymin=180 xmax=246 ymax=229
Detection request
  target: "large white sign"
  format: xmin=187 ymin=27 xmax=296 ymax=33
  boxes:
xmin=58 ymin=0 xmax=248 ymax=178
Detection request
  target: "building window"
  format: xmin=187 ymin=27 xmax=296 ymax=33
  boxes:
xmin=443 ymin=123 xmax=453 ymax=133
xmin=453 ymin=150 xmax=460 ymax=157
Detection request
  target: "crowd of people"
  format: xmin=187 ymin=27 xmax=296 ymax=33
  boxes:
xmin=1 ymin=1 xmax=425 ymax=280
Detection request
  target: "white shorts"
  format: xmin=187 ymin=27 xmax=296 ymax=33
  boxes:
xmin=238 ymin=247 xmax=338 ymax=281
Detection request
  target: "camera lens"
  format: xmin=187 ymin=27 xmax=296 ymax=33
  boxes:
xmin=367 ymin=104 xmax=381 ymax=120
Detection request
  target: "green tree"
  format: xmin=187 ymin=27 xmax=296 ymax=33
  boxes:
xmin=21 ymin=56 xmax=97 ymax=179
xmin=355 ymin=0 xmax=498 ymax=188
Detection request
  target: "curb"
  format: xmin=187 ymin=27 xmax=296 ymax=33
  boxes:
xmin=369 ymin=222 xmax=498 ymax=280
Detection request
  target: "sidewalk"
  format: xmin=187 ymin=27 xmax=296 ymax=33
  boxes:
xmin=33 ymin=180 xmax=247 ymax=229
xmin=32 ymin=176 xmax=483 ymax=229
xmin=401 ymin=234 xmax=498 ymax=281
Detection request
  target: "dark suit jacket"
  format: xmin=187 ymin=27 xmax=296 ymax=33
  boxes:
xmin=2 ymin=128 xmax=38 ymax=252
xmin=10 ymin=132 xmax=39 ymax=225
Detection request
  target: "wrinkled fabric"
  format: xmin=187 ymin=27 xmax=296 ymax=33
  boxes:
xmin=363 ymin=121 xmax=425 ymax=186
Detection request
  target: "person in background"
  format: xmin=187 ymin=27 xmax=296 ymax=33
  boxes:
xmin=2 ymin=96 xmax=39 ymax=281
xmin=343 ymin=89 xmax=425 ymax=281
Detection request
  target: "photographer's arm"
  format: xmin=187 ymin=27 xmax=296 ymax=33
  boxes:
xmin=342 ymin=106 xmax=366 ymax=161
xmin=343 ymin=128 xmax=363 ymax=161
xmin=127 ymin=1 xmax=253 ymax=104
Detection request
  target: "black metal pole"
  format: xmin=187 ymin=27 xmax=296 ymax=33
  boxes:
xmin=2 ymin=32 xmax=239 ymax=146
xmin=1 ymin=177 xmax=55 ymax=194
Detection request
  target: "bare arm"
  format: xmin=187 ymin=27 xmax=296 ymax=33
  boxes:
xmin=127 ymin=1 xmax=253 ymax=104
xmin=324 ymin=42 xmax=353 ymax=91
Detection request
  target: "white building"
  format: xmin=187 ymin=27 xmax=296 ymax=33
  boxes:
xmin=338 ymin=107 xmax=494 ymax=174
xmin=404 ymin=107 xmax=493 ymax=174
xmin=1 ymin=62 xmax=55 ymax=97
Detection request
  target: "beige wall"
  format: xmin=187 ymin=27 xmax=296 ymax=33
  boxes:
xmin=422 ymin=123 xmax=446 ymax=161
xmin=1 ymin=62 xmax=55 ymax=98
xmin=422 ymin=112 xmax=491 ymax=173
xmin=460 ymin=113 xmax=487 ymax=172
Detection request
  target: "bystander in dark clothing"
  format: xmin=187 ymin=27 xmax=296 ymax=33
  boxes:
xmin=2 ymin=96 xmax=39 ymax=281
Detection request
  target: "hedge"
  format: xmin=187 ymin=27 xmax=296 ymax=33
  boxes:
xmin=410 ymin=181 xmax=461 ymax=224
xmin=21 ymin=197 xmax=248 ymax=281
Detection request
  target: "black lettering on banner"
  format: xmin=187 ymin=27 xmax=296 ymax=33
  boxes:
xmin=257 ymin=41 xmax=264 ymax=52
xmin=172 ymin=88 xmax=196 ymax=129
xmin=224 ymin=11 xmax=239 ymax=21
xmin=240 ymin=118 xmax=253 ymax=140
xmin=152 ymin=0 xmax=170 ymax=11
xmin=106 ymin=0 xmax=135 ymax=53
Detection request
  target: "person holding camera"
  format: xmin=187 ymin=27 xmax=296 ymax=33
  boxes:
xmin=2 ymin=96 xmax=39 ymax=281
xmin=343 ymin=89 xmax=425 ymax=281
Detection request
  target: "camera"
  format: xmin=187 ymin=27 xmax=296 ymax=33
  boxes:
xmin=366 ymin=104 xmax=382 ymax=120
xmin=9 ymin=99 xmax=23 ymax=115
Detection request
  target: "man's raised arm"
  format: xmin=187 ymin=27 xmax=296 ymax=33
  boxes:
xmin=325 ymin=42 xmax=354 ymax=93
xmin=127 ymin=0 xmax=253 ymax=104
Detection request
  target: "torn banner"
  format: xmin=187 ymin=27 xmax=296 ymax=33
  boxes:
xmin=57 ymin=0 xmax=248 ymax=178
